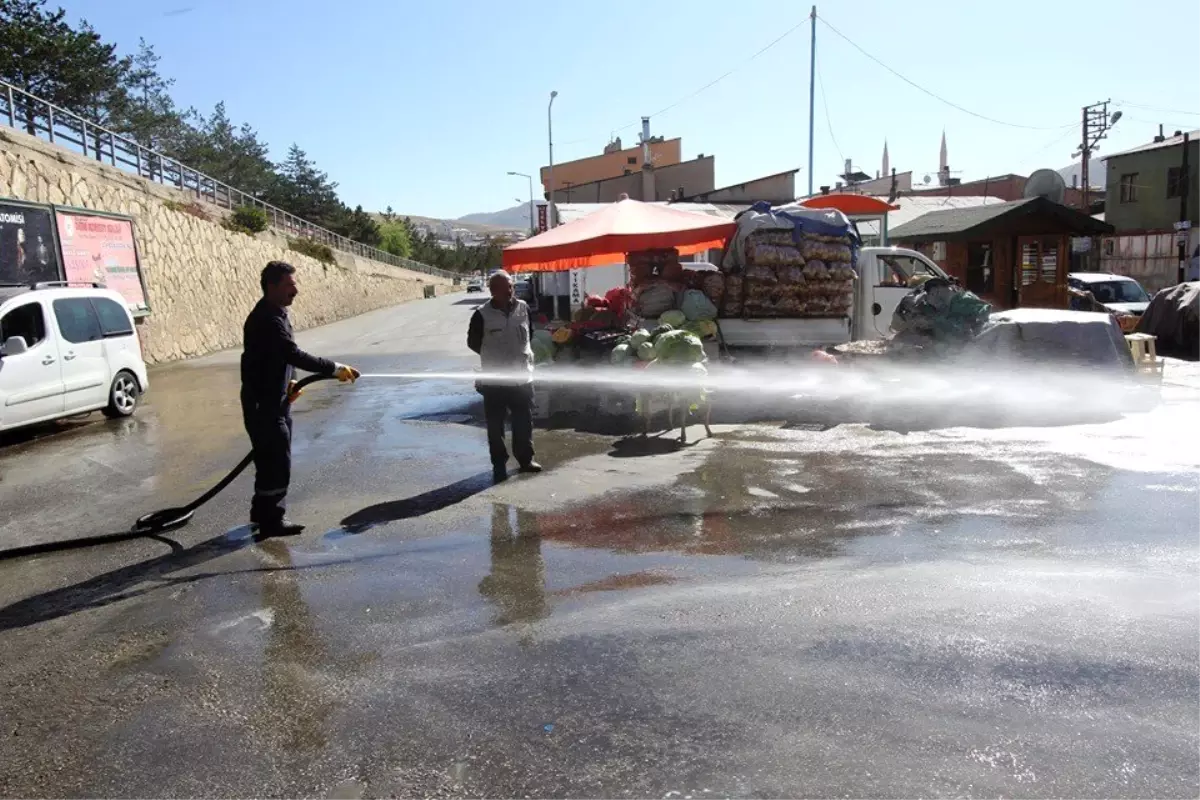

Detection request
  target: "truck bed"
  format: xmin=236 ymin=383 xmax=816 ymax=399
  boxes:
xmin=717 ymin=316 xmax=852 ymax=348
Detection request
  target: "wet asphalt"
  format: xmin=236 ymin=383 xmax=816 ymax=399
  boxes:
xmin=0 ymin=293 xmax=1197 ymax=798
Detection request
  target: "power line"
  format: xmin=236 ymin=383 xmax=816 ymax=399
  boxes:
xmin=816 ymin=14 xmax=1076 ymax=132
xmin=1114 ymin=100 xmax=1200 ymax=117
xmin=815 ymin=57 xmax=844 ymax=167
xmin=557 ymin=14 xmax=811 ymax=149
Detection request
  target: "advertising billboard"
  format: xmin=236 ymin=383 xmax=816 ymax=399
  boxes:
xmin=0 ymin=200 xmax=60 ymax=285
xmin=55 ymin=210 xmax=149 ymax=314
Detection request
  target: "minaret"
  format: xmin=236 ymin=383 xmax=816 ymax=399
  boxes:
xmin=881 ymin=140 xmax=890 ymax=180
xmin=938 ymin=130 xmax=948 ymax=186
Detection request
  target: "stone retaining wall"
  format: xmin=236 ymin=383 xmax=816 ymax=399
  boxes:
xmin=0 ymin=127 xmax=455 ymax=363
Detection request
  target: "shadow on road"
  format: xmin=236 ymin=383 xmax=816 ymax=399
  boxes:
xmin=339 ymin=470 xmax=494 ymax=533
xmin=608 ymin=435 xmax=688 ymax=458
xmin=0 ymin=527 xmax=261 ymax=632
xmin=453 ymin=297 xmax=486 ymax=306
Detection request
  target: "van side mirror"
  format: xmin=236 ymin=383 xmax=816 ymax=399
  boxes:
xmin=0 ymin=336 xmax=29 ymax=357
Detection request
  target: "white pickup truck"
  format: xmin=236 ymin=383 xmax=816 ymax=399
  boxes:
xmin=717 ymin=246 xmax=950 ymax=348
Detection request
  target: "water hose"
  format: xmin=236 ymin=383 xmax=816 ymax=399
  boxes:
xmin=131 ymin=373 xmax=336 ymax=534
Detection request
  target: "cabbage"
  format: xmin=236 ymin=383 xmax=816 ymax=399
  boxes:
xmin=680 ymin=289 xmax=717 ymax=321
xmin=630 ymin=328 xmax=651 ymax=349
xmin=654 ymin=330 xmax=705 ymax=364
xmin=659 ymin=309 xmax=687 ymax=328
xmin=532 ymin=339 xmax=555 ymax=365
xmin=690 ymin=361 xmax=708 ymax=377
xmin=651 ymin=324 xmax=675 ymax=340
xmin=610 ymin=343 xmax=632 ymax=365
xmin=637 ymin=341 xmax=657 ymax=361
xmin=684 ymin=319 xmax=718 ymax=340
xmin=532 ymin=329 xmax=554 ymax=348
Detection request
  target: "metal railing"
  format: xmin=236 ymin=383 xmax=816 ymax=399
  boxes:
xmin=0 ymin=79 xmax=458 ymax=280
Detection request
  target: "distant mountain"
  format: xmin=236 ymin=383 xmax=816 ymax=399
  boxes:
xmin=1057 ymin=158 xmax=1105 ymax=191
xmin=458 ymin=203 xmax=536 ymax=231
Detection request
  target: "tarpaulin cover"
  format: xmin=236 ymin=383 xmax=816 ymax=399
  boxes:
xmin=502 ymin=198 xmax=735 ymax=273
xmin=970 ymin=308 xmax=1134 ymax=369
xmin=720 ymin=201 xmax=859 ymax=271
xmin=1135 ymin=282 xmax=1199 ymax=360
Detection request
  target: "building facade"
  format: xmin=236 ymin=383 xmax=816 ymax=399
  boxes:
xmin=1099 ymin=129 xmax=1199 ymax=290
xmin=540 ymin=137 xmax=682 ymax=196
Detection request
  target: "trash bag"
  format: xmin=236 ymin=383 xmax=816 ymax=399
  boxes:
xmin=891 ymin=277 xmax=991 ymax=342
xmin=680 ymin=289 xmax=718 ymax=321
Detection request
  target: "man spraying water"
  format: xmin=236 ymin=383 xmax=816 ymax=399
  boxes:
xmin=467 ymin=270 xmax=543 ymax=482
xmin=241 ymin=261 xmax=360 ymax=537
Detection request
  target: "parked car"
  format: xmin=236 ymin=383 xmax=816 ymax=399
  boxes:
xmin=1068 ymin=272 xmax=1151 ymax=332
xmin=466 ymin=279 xmax=483 ymax=293
xmin=0 ymin=284 xmax=149 ymax=433
xmin=514 ymin=279 xmax=534 ymax=303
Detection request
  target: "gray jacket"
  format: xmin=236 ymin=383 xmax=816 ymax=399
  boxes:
xmin=467 ymin=299 xmax=534 ymax=386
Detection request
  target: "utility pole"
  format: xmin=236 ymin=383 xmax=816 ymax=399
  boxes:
xmin=1178 ymin=132 xmax=1190 ymax=285
xmin=547 ymin=90 xmax=558 ymax=228
xmin=807 ymin=5 xmax=817 ymax=197
xmin=1075 ymin=100 xmax=1121 ymax=211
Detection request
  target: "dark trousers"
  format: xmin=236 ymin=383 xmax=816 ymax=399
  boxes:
xmin=246 ymin=413 xmax=293 ymax=526
xmin=481 ymin=385 xmax=534 ymax=468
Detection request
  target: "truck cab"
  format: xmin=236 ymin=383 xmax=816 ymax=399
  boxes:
xmin=718 ymin=246 xmax=950 ymax=349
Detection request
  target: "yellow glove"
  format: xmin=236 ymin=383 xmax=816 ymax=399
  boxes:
xmin=333 ymin=363 xmax=361 ymax=383
xmin=286 ymin=379 xmax=303 ymax=403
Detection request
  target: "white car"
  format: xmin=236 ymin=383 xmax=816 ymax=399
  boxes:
xmin=0 ymin=284 xmax=149 ymax=433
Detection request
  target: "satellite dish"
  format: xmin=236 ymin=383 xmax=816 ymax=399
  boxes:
xmin=1024 ymin=169 xmax=1067 ymax=204
xmin=922 ymin=174 xmax=932 ymax=185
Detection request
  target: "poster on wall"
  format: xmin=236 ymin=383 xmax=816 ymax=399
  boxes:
xmin=0 ymin=200 xmax=60 ymax=285
xmin=55 ymin=210 xmax=149 ymax=315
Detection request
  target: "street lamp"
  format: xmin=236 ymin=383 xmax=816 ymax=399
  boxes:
xmin=506 ymin=170 xmax=535 ymax=234
xmin=547 ymin=90 xmax=558 ymax=228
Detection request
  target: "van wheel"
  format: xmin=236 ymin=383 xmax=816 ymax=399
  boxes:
xmin=103 ymin=371 xmax=140 ymax=418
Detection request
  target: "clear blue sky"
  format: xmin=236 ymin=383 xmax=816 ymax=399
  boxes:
xmin=63 ymin=0 xmax=1200 ymax=219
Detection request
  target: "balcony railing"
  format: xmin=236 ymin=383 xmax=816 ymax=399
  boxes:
xmin=0 ymin=80 xmax=457 ymax=280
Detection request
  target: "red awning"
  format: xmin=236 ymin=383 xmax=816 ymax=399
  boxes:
xmin=800 ymin=194 xmax=900 ymax=215
xmin=502 ymin=198 xmax=736 ymax=272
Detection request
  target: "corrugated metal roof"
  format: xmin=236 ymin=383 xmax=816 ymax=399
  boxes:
xmin=856 ymin=195 xmax=1003 ymax=238
xmin=889 ymin=196 xmax=1113 ymax=240
xmin=1103 ymin=129 xmax=1200 ymax=161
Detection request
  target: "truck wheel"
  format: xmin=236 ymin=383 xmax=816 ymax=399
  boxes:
xmin=103 ymin=371 xmax=140 ymax=418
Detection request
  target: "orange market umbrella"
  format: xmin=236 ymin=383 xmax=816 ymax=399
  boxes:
xmin=502 ymin=198 xmax=736 ymax=273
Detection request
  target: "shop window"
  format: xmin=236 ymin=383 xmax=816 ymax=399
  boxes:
xmin=1119 ymin=173 xmax=1139 ymax=203
xmin=1019 ymin=239 xmax=1060 ymax=287
xmin=966 ymin=242 xmax=993 ymax=295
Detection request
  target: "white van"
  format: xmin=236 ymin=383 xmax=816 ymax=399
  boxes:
xmin=0 ymin=284 xmax=150 ymax=433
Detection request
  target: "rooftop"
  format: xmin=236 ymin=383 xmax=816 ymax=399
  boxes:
xmin=888 ymin=196 xmax=1113 ymax=240
xmin=1103 ymin=129 xmax=1200 ymax=161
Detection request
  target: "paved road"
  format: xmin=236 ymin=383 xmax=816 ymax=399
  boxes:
xmin=0 ymin=294 xmax=1196 ymax=798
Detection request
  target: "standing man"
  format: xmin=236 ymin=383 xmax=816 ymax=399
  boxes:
xmin=467 ymin=270 xmax=542 ymax=482
xmin=242 ymin=261 xmax=360 ymax=537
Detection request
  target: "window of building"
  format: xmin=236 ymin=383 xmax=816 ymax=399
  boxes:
xmin=1119 ymin=173 xmax=1139 ymax=203
xmin=52 ymin=298 xmax=103 ymax=344
xmin=627 ymin=156 xmax=637 ymax=165
xmin=0 ymin=302 xmax=47 ymax=348
xmin=1167 ymin=166 xmax=1184 ymax=198
xmin=966 ymin=242 xmax=994 ymax=295
xmin=91 ymin=297 xmax=133 ymax=337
